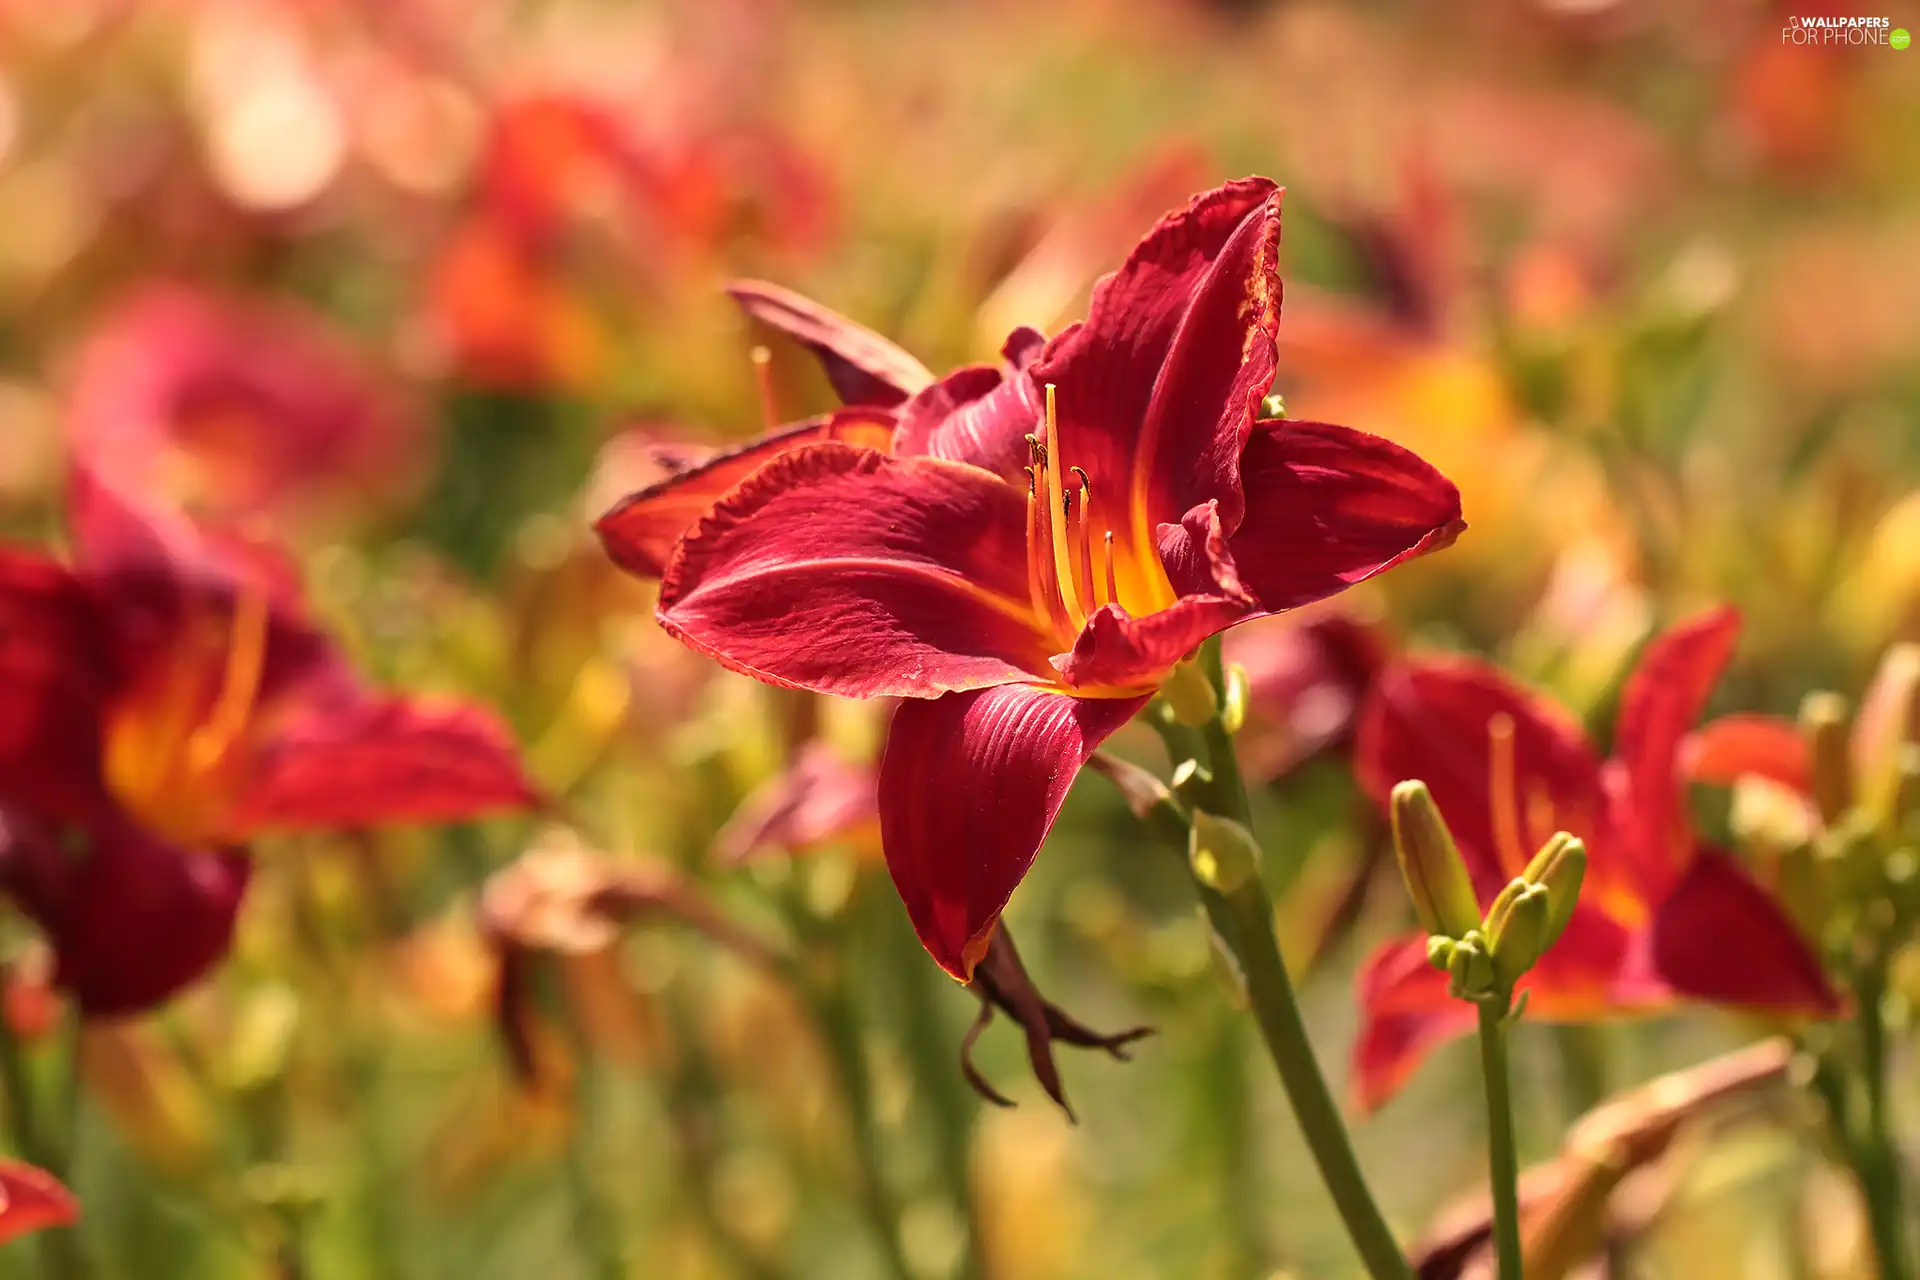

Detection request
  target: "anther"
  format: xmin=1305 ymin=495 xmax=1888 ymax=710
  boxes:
xmin=1103 ymin=531 xmax=1118 ymax=608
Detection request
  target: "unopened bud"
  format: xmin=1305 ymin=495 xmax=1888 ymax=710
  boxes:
xmin=1161 ymin=660 xmax=1220 ymax=727
xmin=1486 ymin=881 xmax=1552 ymax=987
xmin=1800 ymin=691 xmax=1853 ymax=827
xmin=1389 ymin=781 xmax=1482 ymax=939
xmin=1221 ymin=663 xmax=1251 ymax=736
xmin=1446 ymin=933 xmax=1496 ymax=1001
xmin=1855 ymin=644 xmax=1920 ymax=826
xmin=1189 ymin=811 xmax=1261 ymax=895
xmin=1259 ymin=393 xmax=1287 ymax=420
xmin=1894 ymin=744 xmax=1920 ymax=839
xmin=1519 ymin=832 xmax=1586 ymax=955
xmin=1087 ymin=753 xmax=1176 ymax=822
xmin=1426 ymin=935 xmax=1457 ymax=973
xmin=1773 ymin=840 xmax=1831 ymax=944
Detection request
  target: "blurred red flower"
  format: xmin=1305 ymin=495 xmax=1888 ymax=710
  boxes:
xmin=67 ymin=284 xmax=428 ymax=523
xmin=1351 ymin=609 xmax=1840 ymax=1111
xmin=605 ymin=178 xmax=1464 ymax=980
xmin=0 ymin=470 xmax=538 ymax=1015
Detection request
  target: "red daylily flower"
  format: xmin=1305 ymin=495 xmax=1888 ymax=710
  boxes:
xmin=601 ymin=178 xmax=1464 ymax=981
xmin=0 ymin=469 xmax=538 ymax=1016
xmin=67 ymin=284 xmax=426 ymax=520
xmin=1350 ymin=608 xmax=1841 ymax=1111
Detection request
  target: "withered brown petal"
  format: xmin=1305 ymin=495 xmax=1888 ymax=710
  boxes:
xmin=961 ymin=927 xmax=1151 ymax=1122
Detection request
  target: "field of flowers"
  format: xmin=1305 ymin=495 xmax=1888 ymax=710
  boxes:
xmin=1 ymin=1 xmax=1919 ymax=1277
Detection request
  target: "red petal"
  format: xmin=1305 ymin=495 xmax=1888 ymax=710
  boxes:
xmin=1226 ymin=420 xmax=1464 ymax=613
xmin=1683 ymin=714 xmax=1809 ymax=792
xmin=1053 ymin=596 xmax=1250 ymax=690
xmin=231 ymin=696 xmax=539 ymax=833
xmin=892 ymin=364 xmax=1041 ymax=482
xmin=879 ymin=686 xmax=1147 ymax=980
xmin=1155 ymin=499 xmax=1254 ymax=602
xmin=659 ymin=443 xmax=1056 ymax=698
xmin=725 ymin=279 xmax=933 ymax=408
xmin=596 ymin=409 xmax=895 ymax=578
xmin=0 ymin=551 xmax=116 ymax=824
xmin=1610 ymin=608 xmax=1740 ymax=893
xmin=1029 ymin=178 xmax=1280 ymax=549
xmin=1351 ymin=936 xmax=1473 ymax=1112
xmin=1644 ymin=848 xmax=1840 ymax=1015
xmin=1356 ymin=660 xmax=1606 ymax=899
xmin=45 ymin=824 xmax=250 ymax=1017
xmin=0 ymin=1161 xmax=77 ymax=1246
xmin=712 ymin=741 xmax=879 ymax=863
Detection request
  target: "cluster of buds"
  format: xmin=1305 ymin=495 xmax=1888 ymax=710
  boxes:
xmin=1390 ymin=781 xmax=1586 ymax=1006
xmin=1738 ymin=644 xmax=1920 ymax=965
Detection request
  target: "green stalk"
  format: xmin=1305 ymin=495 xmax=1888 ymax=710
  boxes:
xmin=0 ymin=1008 xmax=87 ymax=1279
xmin=805 ymin=973 xmax=918 ymax=1280
xmin=1853 ymin=965 xmax=1911 ymax=1280
xmin=1476 ymin=1002 xmax=1524 ymax=1280
xmin=1148 ymin=641 xmax=1412 ymax=1280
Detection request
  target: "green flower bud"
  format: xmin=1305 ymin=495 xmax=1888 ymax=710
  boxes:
xmin=1486 ymin=881 xmax=1552 ymax=988
xmin=1259 ymin=393 xmax=1287 ymax=420
xmin=1894 ymin=744 xmax=1920 ymax=840
xmin=1426 ymin=935 xmax=1456 ymax=973
xmin=1772 ymin=840 xmax=1831 ymax=944
xmin=1446 ymin=934 xmax=1496 ymax=1001
xmin=1855 ymin=644 xmax=1920 ymax=827
xmin=1189 ymin=810 xmax=1261 ymax=895
xmin=1799 ymin=691 xmax=1853 ymax=827
xmin=1220 ymin=662 xmax=1251 ymax=736
xmin=1519 ymin=832 xmax=1586 ymax=955
xmin=1161 ymin=659 xmax=1220 ymax=727
xmin=1389 ymin=780 xmax=1482 ymax=940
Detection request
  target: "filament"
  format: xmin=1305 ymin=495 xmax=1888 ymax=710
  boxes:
xmin=186 ymin=584 xmax=269 ymax=774
xmin=750 ymin=345 xmax=778 ymax=430
xmin=1024 ymin=466 xmax=1050 ymax=623
xmin=1102 ymin=531 xmax=1118 ymax=608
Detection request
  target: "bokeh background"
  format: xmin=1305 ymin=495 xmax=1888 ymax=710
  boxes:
xmin=3 ymin=0 xmax=1920 ymax=1276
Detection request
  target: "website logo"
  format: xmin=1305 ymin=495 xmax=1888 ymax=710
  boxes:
xmin=1783 ymin=14 xmax=1900 ymax=44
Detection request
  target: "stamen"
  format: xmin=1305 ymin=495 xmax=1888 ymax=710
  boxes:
xmin=1025 ymin=433 xmax=1046 ymax=467
xmin=1069 ymin=466 xmax=1098 ymax=609
xmin=1023 ymin=466 xmax=1050 ymax=623
xmin=1487 ymin=713 xmax=1528 ymax=877
xmin=750 ymin=345 xmax=778 ymax=431
xmin=1042 ymin=384 xmax=1086 ymax=626
xmin=185 ymin=584 xmax=269 ymax=775
xmin=1102 ymin=531 xmax=1118 ymax=608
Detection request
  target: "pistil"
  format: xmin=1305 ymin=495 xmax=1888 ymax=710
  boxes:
xmin=1487 ymin=712 xmax=1529 ymax=877
xmin=1042 ymin=384 xmax=1088 ymax=627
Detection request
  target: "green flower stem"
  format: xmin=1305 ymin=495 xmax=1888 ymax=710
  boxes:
xmin=1147 ymin=641 xmax=1412 ymax=1280
xmin=803 ymin=971 xmax=919 ymax=1280
xmin=1476 ymin=1000 xmax=1524 ymax=1280
xmin=0 ymin=1008 xmax=87 ymax=1280
xmin=1854 ymin=963 xmax=1911 ymax=1280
